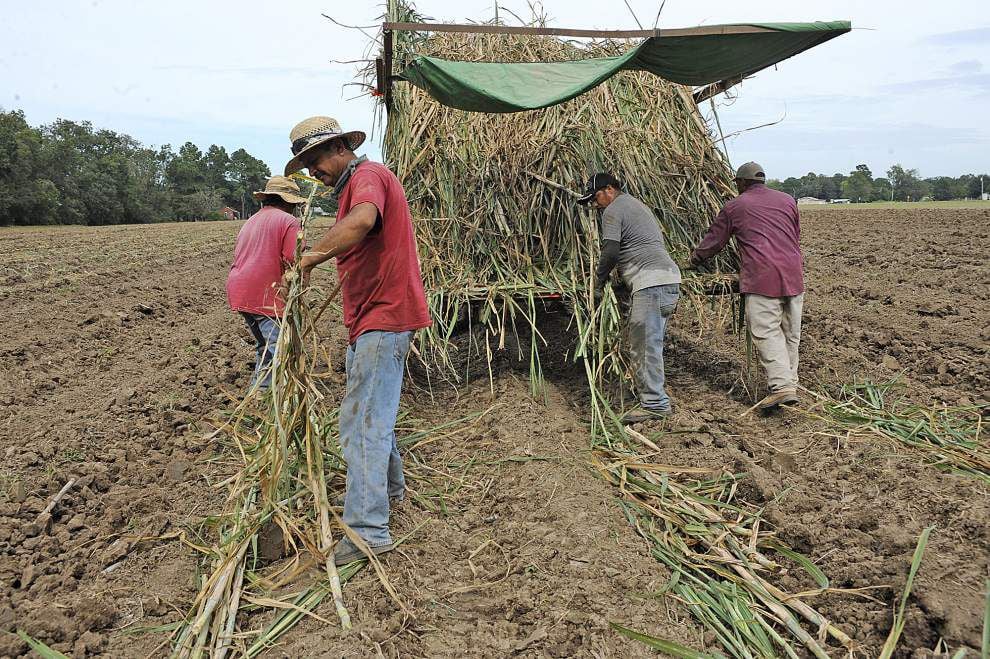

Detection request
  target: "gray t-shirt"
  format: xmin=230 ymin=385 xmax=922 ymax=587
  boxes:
xmin=601 ymin=193 xmax=681 ymax=292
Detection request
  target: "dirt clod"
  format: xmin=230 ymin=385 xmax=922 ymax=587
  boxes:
xmin=165 ymin=460 xmax=190 ymax=482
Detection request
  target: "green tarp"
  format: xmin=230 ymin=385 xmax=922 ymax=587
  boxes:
xmin=398 ymin=21 xmax=851 ymax=113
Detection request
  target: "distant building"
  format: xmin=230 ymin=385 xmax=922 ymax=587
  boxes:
xmin=797 ymin=197 xmax=826 ymax=205
xmin=982 ymin=193 xmax=990 ymax=201
xmin=829 ymin=198 xmax=851 ymax=204
xmin=220 ymin=207 xmax=240 ymax=220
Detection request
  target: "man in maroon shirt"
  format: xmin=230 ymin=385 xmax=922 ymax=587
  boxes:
xmin=690 ymin=162 xmax=804 ymax=410
xmin=284 ymin=116 xmax=431 ymax=566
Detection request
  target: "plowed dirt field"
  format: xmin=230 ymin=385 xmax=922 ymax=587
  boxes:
xmin=1 ymin=206 xmax=987 ymax=657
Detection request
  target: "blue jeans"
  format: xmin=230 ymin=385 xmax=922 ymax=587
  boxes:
xmin=241 ymin=313 xmax=279 ymax=390
xmin=339 ymin=330 xmax=412 ymax=547
xmin=628 ymin=284 xmax=679 ymax=411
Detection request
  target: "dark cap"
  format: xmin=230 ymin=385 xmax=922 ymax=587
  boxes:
xmin=577 ymin=172 xmax=621 ymax=205
xmin=734 ymin=162 xmax=766 ymax=182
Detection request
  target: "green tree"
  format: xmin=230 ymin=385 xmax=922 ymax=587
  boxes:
xmin=203 ymin=144 xmax=235 ymax=205
xmin=0 ymin=110 xmax=61 ymax=225
xmin=0 ymin=110 xmax=327 ymax=225
xmin=228 ymin=148 xmax=271 ymax=218
xmin=778 ymin=177 xmax=801 ymax=198
xmin=871 ymin=177 xmax=892 ymax=202
xmin=824 ymin=173 xmax=844 ymax=200
xmin=887 ymin=164 xmax=928 ymax=201
xmin=929 ymin=176 xmax=956 ymax=201
xmin=841 ymin=165 xmax=873 ymax=202
xmin=796 ymin=172 xmax=821 ymax=199
xmin=964 ymin=174 xmax=989 ymax=199
xmin=166 ymin=142 xmax=207 ymax=196
xmin=175 ymin=188 xmax=223 ymax=221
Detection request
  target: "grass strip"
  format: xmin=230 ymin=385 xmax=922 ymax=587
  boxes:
xmin=16 ymin=631 xmax=69 ymax=659
xmin=878 ymin=526 xmax=933 ymax=659
xmin=610 ymin=622 xmax=721 ymax=658
xmin=983 ymin=578 xmax=989 ymax=659
xmin=812 ymin=381 xmax=989 ymax=483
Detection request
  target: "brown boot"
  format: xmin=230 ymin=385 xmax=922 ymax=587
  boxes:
xmin=757 ymin=389 xmax=799 ymax=411
xmin=621 ymin=406 xmax=672 ymax=425
xmin=333 ymin=539 xmax=394 ymax=567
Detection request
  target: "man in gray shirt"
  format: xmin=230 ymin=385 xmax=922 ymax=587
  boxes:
xmin=578 ymin=173 xmax=681 ymax=423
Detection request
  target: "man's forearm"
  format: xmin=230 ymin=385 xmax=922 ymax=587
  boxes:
xmin=691 ymin=240 xmax=724 ymax=264
xmin=596 ymin=240 xmax=621 ymax=285
xmin=306 ymin=222 xmax=364 ymax=264
xmin=301 ymin=202 xmax=377 ymax=269
xmin=691 ymin=214 xmax=731 ymax=264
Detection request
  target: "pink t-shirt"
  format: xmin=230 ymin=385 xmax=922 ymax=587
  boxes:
xmin=226 ymin=207 xmax=301 ymax=317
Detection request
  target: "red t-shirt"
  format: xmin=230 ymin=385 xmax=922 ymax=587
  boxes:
xmin=226 ymin=207 xmax=301 ymax=317
xmin=335 ymin=161 xmax=432 ymax=343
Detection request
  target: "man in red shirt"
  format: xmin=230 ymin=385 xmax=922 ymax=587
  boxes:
xmin=284 ymin=116 xmax=431 ymax=565
xmin=690 ymin=162 xmax=804 ymax=410
xmin=226 ymin=176 xmax=306 ymax=390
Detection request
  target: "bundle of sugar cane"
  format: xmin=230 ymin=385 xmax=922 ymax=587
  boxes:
xmin=597 ymin=428 xmax=859 ymax=658
xmin=169 ymin=183 xmax=357 ymax=658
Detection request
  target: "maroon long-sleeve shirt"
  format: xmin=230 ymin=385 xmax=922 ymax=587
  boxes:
xmin=692 ymin=183 xmax=804 ymax=298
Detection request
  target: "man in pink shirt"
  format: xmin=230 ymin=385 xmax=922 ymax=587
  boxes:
xmin=690 ymin=162 xmax=804 ymax=409
xmin=226 ymin=176 xmax=306 ymax=390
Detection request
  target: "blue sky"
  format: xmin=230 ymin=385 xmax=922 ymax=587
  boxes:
xmin=3 ymin=1 xmax=987 ymax=180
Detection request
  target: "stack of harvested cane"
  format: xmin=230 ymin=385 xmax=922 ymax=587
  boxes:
xmin=383 ymin=1 xmax=740 ymax=428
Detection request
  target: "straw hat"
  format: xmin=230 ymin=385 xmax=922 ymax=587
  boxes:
xmin=252 ymin=176 xmax=307 ymax=204
xmin=284 ymin=116 xmax=366 ymax=176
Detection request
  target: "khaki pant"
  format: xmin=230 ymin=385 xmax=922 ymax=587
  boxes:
xmin=745 ymin=293 xmax=804 ymax=392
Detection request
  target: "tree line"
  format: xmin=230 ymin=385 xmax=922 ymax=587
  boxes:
xmin=768 ymin=164 xmax=989 ymax=203
xmin=0 ymin=109 xmax=273 ymax=226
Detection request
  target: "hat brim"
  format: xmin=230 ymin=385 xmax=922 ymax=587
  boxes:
xmin=253 ymin=190 xmax=308 ymax=205
xmin=284 ymin=130 xmax=367 ymax=176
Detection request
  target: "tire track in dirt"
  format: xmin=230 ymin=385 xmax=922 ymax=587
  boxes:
xmin=272 ymin=379 xmax=704 ymax=657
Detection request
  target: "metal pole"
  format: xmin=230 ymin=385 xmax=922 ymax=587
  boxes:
xmin=383 ymin=29 xmax=394 ymax=113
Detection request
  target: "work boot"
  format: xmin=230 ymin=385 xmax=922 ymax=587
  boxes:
xmin=757 ymin=389 xmax=799 ymax=411
xmin=333 ymin=538 xmax=394 ymax=566
xmin=621 ymin=406 xmax=672 ymax=425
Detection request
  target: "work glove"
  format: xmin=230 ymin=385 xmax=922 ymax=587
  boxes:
xmin=593 ymin=279 xmax=607 ymax=306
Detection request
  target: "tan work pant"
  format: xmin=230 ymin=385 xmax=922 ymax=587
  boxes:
xmin=745 ymin=293 xmax=804 ymax=393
